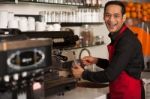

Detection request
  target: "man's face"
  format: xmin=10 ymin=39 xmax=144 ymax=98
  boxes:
xmin=104 ymin=5 xmax=125 ymax=32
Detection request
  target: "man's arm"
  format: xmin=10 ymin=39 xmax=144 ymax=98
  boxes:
xmin=96 ymin=58 xmax=109 ymax=69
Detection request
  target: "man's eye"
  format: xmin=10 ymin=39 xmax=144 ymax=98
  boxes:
xmin=114 ymin=15 xmax=120 ymax=18
xmin=105 ymin=14 xmax=110 ymax=17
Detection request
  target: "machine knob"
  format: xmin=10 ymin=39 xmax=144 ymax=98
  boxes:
xmin=13 ymin=73 xmax=19 ymax=81
xmin=49 ymin=69 xmax=53 ymax=72
xmin=22 ymin=72 xmax=28 ymax=78
xmin=4 ymin=75 xmax=10 ymax=82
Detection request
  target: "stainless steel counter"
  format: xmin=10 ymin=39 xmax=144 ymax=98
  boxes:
xmin=46 ymin=87 xmax=108 ymax=99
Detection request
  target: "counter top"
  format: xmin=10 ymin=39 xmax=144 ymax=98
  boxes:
xmin=142 ymin=71 xmax=150 ymax=78
xmin=46 ymin=87 xmax=108 ymax=99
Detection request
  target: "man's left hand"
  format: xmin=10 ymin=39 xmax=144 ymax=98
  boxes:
xmin=72 ymin=64 xmax=84 ymax=79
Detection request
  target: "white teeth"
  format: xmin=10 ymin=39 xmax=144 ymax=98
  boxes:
xmin=109 ymin=23 xmax=117 ymax=28
xmin=110 ymin=24 xmax=116 ymax=26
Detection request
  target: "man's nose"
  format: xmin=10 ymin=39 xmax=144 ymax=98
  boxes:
xmin=108 ymin=15 xmax=115 ymax=22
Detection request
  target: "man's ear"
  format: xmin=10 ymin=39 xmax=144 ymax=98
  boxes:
xmin=123 ymin=14 xmax=126 ymax=22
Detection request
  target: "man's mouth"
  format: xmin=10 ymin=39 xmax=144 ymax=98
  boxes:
xmin=107 ymin=23 xmax=117 ymax=29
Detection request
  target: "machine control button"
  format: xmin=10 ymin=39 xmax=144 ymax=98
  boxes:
xmin=4 ymin=75 xmax=10 ymax=82
xmin=13 ymin=73 xmax=19 ymax=81
xmin=22 ymin=72 xmax=27 ymax=78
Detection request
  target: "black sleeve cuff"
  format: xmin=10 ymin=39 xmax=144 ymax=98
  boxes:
xmin=96 ymin=58 xmax=109 ymax=69
xmin=82 ymin=70 xmax=109 ymax=83
xmin=82 ymin=70 xmax=90 ymax=80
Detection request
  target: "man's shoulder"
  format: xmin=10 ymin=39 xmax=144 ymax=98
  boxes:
xmin=119 ymin=27 xmax=141 ymax=46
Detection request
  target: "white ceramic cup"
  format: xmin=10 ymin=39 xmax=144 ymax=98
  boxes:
xmin=19 ymin=17 xmax=28 ymax=31
xmin=0 ymin=11 xmax=8 ymax=28
xmin=8 ymin=19 xmax=18 ymax=29
xmin=8 ymin=12 xmax=14 ymax=21
xmin=28 ymin=17 xmax=35 ymax=31
xmin=53 ymin=23 xmax=61 ymax=31
xmin=35 ymin=22 xmax=46 ymax=31
xmin=46 ymin=25 xmax=54 ymax=31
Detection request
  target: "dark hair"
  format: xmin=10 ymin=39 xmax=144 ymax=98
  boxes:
xmin=104 ymin=1 xmax=126 ymax=15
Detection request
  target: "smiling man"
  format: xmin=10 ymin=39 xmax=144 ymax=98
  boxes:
xmin=104 ymin=2 xmax=126 ymax=33
xmin=72 ymin=1 xmax=145 ymax=99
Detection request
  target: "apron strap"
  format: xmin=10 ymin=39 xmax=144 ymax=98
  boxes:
xmin=113 ymin=25 xmax=127 ymax=46
xmin=108 ymin=25 xmax=127 ymax=64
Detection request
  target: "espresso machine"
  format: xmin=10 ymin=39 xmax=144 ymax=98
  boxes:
xmin=0 ymin=29 xmax=78 ymax=99
xmin=19 ymin=30 xmax=79 ymax=97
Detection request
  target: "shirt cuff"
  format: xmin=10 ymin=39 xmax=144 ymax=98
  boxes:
xmin=82 ymin=70 xmax=90 ymax=80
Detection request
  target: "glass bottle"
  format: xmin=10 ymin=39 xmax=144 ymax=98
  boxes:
xmin=80 ymin=25 xmax=94 ymax=47
xmin=85 ymin=0 xmax=91 ymax=6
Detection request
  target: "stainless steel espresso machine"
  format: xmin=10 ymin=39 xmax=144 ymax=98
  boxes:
xmin=0 ymin=29 xmax=79 ymax=99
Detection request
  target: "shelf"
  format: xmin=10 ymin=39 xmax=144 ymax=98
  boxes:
xmin=16 ymin=0 xmax=84 ymax=7
xmin=0 ymin=1 xmax=104 ymax=26
xmin=65 ymin=43 xmax=105 ymax=50
xmin=78 ymin=5 xmax=103 ymax=9
xmin=0 ymin=0 xmax=79 ymax=6
xmin=47 ymin=22 xmax=104 ymax=27
xmin=143 ymin=69 xmax=150 ymax=72
xmin=20 ymin=30 xmax=74 ymax=38
xmin=0 ymin=0 xmax=103 ymax=8
xmin=0 ymin=0 xmax=16 ymax=4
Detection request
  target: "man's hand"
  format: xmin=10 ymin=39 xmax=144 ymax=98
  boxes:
xmin=72 ymin=64 xmax=84 ymax=79
xmin=82 ymin=56 xmax=98 ymax=65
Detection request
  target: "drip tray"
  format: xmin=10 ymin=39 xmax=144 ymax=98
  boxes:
xmin=77 ymin=81 xmax=109 ymax=88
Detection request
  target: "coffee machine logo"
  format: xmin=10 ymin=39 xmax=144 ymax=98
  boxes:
xmin=7 ymin=49 xmax=45 ymax=70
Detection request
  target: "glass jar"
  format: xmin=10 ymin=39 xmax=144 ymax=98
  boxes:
xmin=80 ymin=24 xmax=94 ymax=47
xmin=94 ymin=35 xmax=104 ymax=45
